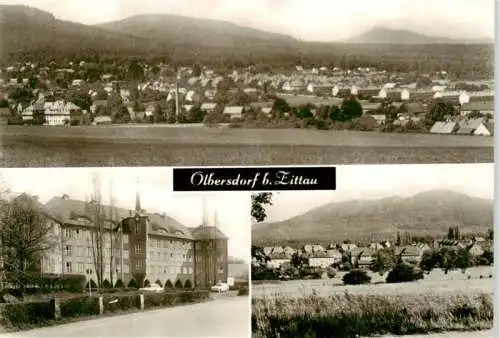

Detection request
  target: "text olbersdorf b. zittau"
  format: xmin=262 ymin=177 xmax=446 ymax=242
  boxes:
xmin=190 ymin=171 xmax=318 ymax=189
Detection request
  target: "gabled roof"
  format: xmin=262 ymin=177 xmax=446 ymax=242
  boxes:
xmin=44 ymin=196 xmax=193 ymax=239
xmin=430 ymin=121 xmax=456 ymax=134
xmin=461 ymin=101 xmax=494 ymax=111
xmin=191 ymin=226 xmax=228 ymax=240
xmin=223 ymin=106 xmax=244 ymax=114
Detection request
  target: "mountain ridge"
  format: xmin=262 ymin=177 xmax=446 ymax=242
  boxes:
xmin=252 ymin=190 xmax=493 ymax=246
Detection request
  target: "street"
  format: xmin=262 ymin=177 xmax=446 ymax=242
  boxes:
xmin=0 ymin=297 xmax=249 ymax=338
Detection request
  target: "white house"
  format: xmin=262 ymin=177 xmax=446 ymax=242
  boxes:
xmin=223 ymin=106 xmax=244 ymax=119
xmin=473 ymin=122 xmax=494 ymax=136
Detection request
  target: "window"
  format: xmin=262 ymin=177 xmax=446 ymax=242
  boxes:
xmin=135 ymin=244 xmax=142 ymax=254
xmin=124 ymin=264 xmax=129 ymax=273
xmin=123 ymin=235 xmax=129 ymax=244
xmin=65 ymin=245 xmax=72 ymax=256
xmin=156 ymin=240 xmax=161 ymax=249
xmin=135 ymin=222 xmax=140 ymax=234
xmin=163 ymin=252 xmax=167 ymax=260
xmin=106 ymin=248 xmax=111 ymax=258
xmin=76 ymin=246 xmax=84 ymax=257
xmin=87 ymin=247 xmax=92 ymax=257
xmin=157 ymin=252 xmax=161 ymax=259
xmin=135 ymin=260 xmax=144 ymax=270
xmin=148 ymin=251 xmax=153 ymax=259
xmin=77 ymin=262 xmax=85 ymax=273
xmin=66 ymin=261 xmax=72 ymax=273
xmin=123 ymin=250 xmax=129 ymax=259
xmin=64 ymin=229 xmax=73 ymax=239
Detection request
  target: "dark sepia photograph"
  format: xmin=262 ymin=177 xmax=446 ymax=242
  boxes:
xmin=251 ymin=163 xmax=494 ymax=338
xmin=0 ymin=0 xmax=494 ymax=166
xmin=0 ymin=167 xmax=250 ymax=337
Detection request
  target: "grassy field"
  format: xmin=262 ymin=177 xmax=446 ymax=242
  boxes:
xmin=252 ymin=266 xmax=493 ymax=299
xmin=0 ymin=126 xmax=493 ymax=166
xmin=252 ymin=267 xmax=494 ymax=337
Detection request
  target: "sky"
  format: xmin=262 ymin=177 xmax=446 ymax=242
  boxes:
xmin=0 ymin=0 xmax=494 ymax=41
xmin=264 ymin=163 xmax=494 ymax=223
xmin=0 ymin=167 xmax=251 ymax=262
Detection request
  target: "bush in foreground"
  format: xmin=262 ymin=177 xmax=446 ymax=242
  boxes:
xmin=3 ymin=301 xmax=54 ymax=328
xmin=386 ymin=263 xmax=424 ymax=283
xmin=252 ymin=292 xmax=493 ymax=338
xmin=342 ymin=269 xmax=371 ymax=285
xmin=60 ymin=296 xmax=100 ymax=318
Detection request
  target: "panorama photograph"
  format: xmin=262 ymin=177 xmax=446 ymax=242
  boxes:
xmin=0 ymin=167 xmax=250 ymax=337
xmin=0 ymin=0 xmax=494 ymax=166
xmin=251 ymin=163 xmax=494 ymax=338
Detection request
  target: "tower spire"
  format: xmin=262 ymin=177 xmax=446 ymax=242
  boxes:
xmin=135 ymin=177 xmax=141 ymax=214
xmin=213 ymin=209 xmax=219 ymax=228
xmin=202 ymin=197 xmax=208 ymax=227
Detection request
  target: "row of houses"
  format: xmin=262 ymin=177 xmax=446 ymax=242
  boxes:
xmin=262 ymin=238 xmax=491 ymax=270
xmin=430 ymin=119 xmax=494 ymax=136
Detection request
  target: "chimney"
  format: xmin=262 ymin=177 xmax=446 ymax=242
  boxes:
xmin=129 ymin=210 xmax=132 ymax=216
xmin=62 ymin=194 xmax=69 ymax=200
xmin=162 ymin=212 xmax=166 ymax=219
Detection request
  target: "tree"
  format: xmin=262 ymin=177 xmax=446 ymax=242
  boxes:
xmin=340 ymin=97 xmax=363 ymax=121
xmin=290 ymin=252 xmax=308 ymax=270
xmin=68 ymin=92 xmax=92 ymax=111
xmin=114 ymin=105 xmax=131 ymax=124
xmin=386 ymin=263 xmax=424 ymax=283
xmin=0 ymin=193 xmax=57 ymax=290
xmin=342 ymin=269 xmax=371 ymax=285
xmin=370 ymin=249 xmax=396 ymax=275
xmin=447 ymin=227 xmax=455 ymax=240
xmin=84 ymin=175 xmax=117 ymax=290
xmin=272 ymin=98 xmax=291 ymax=117
xmin=426 ymin=100 xmax=455 ymax=126
xmin=396 ymin=232 xmax=401 ymax=246
xmin=251 ymin=193 xmax=273 ymax=223
xmin=420 ymin=250 xmax=438 ymax=273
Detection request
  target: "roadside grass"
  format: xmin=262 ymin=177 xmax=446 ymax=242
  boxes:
xmin=252 ymin=292 xmax=493 ymax=338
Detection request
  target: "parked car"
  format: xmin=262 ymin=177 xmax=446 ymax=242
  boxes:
xmin=210 ymin=282 xmax=229 ymax=293
xmin=139 ymin=283 xmax=163 ymax=293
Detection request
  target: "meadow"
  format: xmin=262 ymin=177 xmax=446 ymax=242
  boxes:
xmin=252 ymin=267 xmax=494 ymax=338
xmin=0 ymin=125 xmax=493 ymax=167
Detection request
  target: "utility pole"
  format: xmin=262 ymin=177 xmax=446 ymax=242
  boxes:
xmin=174 ymin=64 xmax=180 ymax=124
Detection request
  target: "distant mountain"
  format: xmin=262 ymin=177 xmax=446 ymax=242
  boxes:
xmin=252 ymin=190 xmax=493 ymax=246
xmin=345 ymin=26 xmax=493 ymax=45
xmin=0 ymin=5 xmax=166 ymax=58
xmin=95 ymin=14 xmax=300 ymax=56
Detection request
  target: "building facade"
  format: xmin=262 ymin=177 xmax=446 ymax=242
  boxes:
xmin=40 ymin=191 xmax=228 ymax=289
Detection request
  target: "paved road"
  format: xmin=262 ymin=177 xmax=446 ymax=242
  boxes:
xmin=381 ymin=330 xmax=494 ymax=338
xmin=0 ymin=297 xmax=249 ymax=338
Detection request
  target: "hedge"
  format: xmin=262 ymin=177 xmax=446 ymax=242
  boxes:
xmin=143 ymin=290 xmax=209 ymax=310
xmin=5 ymin=273 xmax=86 ymax=293
xmin=60 ymin=296 xmax=100 ymax=318
xmin=103 ymin=293 xmax=141 ymax=313
xmin=2 ymin=301 xmax=54 ymax=328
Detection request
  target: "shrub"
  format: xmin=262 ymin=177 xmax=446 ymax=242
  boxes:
xmin=165 ymin=280 xmax=174 ymax=289
xmin=60 ymin=296 xmax=100 ymax=318
xmin=103 ymin=293 xmax=141 ymax=314
xmin=238 ymin=286 xmax=249 ymax=296
xmin=103 ymin=279 xmax=112 ymax=288
xmin=144 ymin=280 xmax=151 ymax=287
xmin=184 ymin=280 xmax=192 ymax=289
xmin=143 ymin=291 xmax=209 ymax=310
xmin=342 ymin=269 xmax=371 ymax=285
xmin=175 ymin=280 xmax=183 ymax=289
xmin=386 ymin=263 xmax=424 ymax=283
xmin=326 ymin=267 xmax=337 ymax=278
xmin=3 ymin=301 xmax=54 ymax=328
xmin=59 ymin=274 xmax=86 ymax=293
xmin=85 ymin=279 xmax=97 ymax=289
xmin=114 ymin=279 xmax=124 ymax=288
xmin=127 ymin=279 xmax=137 ymax=288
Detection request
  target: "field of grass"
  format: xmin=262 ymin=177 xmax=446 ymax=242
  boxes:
xmin=0 ymin=126 xmax=493 ymax=166
xmin=252 ymin=267 xmax=494 ymax=337
xmin=252 ymin=266 xmax=493 ymax=299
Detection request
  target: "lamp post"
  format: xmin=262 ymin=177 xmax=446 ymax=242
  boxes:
xmin=86 ymin=268 xmax=93 ymax=296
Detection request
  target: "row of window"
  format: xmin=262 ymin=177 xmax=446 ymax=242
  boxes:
xmin=146 ymin=265 xmax=192 ymax=275
xmin=65 ymin=245 xmax=126 ymax=258
xmin=148 ymin=238 xmax=192 ymax=249
xmin=64 ymin=228 xmax=130 ymax=244
xmin=65 ymin=261 xmax=130 ymax=274
xmin=148 ymin=251 xmax=191 ymax=262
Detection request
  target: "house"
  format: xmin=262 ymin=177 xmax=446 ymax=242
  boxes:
xmin=200 ymin=102 xmax=217 ymax=114
xmin=395 ymin=245 xmax=428 ymax=264
xmin=405 ymin=103 xmax=427 ymax=116
xmin=467 ymin=243 xmax=485 ymax=257
xmin=92 ymin=116 xmax=112 ymax=125
xmin=429 ymin=121 xmax=458 ymax=134
xmin=460 ymin=101 xmax=494 ymax=117
xmin=473 ymin=122 xmax=494 ymax=136
xmin=282 ymin=79 xmax=306 ymax=92
xmin=267 ymin=252 xmax=292 ymax=269
xmin=308 ymin=251 xmax=340 ymax=268
xmin=340 ymin=243 xmax=357 ymax=252
xmin=223 ymin=106 xmax=244 ymax=120
xmin=90 ymin=100 xmax=108 ymax=115
xmin=263 ymin=247 xmax=274 ymax=256
xmin=261 ymin=107 xmax=273 ymax=117
xmin=356 ymin=248 xmax=376 ymax=268
xmin=361 ymin=101 xmax=381 ymax=114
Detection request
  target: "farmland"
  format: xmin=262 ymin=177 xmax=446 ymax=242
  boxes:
xmin=252 ymin=267 xmax=493 ymax=338
xmin=0 ymin=126 xmax=493 ymax=167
